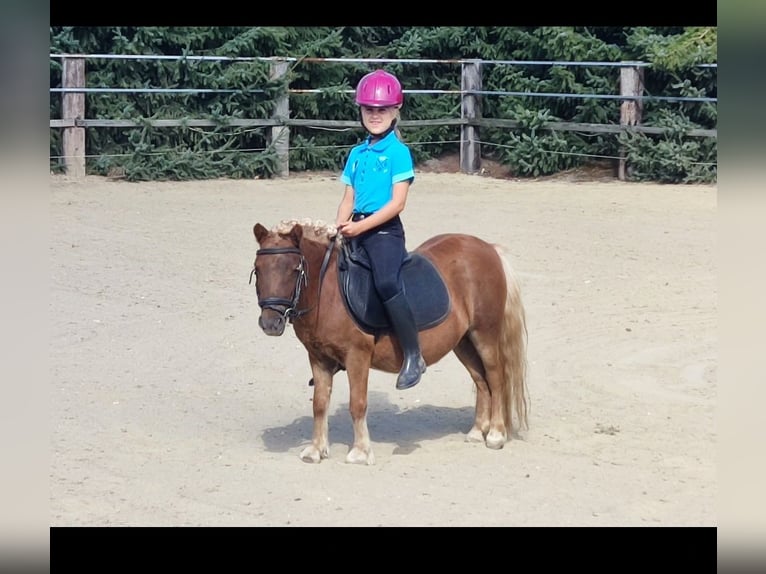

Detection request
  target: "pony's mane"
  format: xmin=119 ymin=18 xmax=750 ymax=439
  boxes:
xmin=273 ymin=218 xmax=338 ymax=245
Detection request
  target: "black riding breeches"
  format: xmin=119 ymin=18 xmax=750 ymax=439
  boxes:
xmin=352 ymin=213 xmax=407 ymax=302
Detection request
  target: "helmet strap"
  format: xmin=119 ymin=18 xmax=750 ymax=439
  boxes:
xmin=376 ymin=120 xmax=397 ymax=140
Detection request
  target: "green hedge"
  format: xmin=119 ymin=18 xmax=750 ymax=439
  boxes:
xmin=50 ymin=26 xmax=717 ymax=183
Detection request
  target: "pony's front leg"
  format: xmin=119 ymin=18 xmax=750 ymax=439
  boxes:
xmin=300 ymin=359 xmax=334 ymax=464
xmin=344 ymin=357 xmax=375 ymax=465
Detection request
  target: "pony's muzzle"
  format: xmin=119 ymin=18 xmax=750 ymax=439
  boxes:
xmin=259 ymin=312 xmax=286 ymax=336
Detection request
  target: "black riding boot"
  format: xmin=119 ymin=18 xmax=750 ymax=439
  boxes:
xmin=383 ymin=291 xmax=427 ymax=390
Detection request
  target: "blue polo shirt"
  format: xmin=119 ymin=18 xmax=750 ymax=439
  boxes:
xmin=340 ymin=131 xmax=415 ymax=214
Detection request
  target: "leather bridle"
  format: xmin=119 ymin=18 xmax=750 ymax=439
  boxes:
xmin=250 ymin=238 xmax=337 ymax=324
xmin=250 ymin=246 xmax=309 ymax=322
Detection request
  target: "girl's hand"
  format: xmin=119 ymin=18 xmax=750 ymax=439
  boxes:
xmin=337 ymin=220 xmax=361 ymax=238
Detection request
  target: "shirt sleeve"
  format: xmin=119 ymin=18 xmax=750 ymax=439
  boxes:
xmin=391 ymin=143 xmax=415 ymax=184
xmin=340 ymin=148 xmax=357 ymax=186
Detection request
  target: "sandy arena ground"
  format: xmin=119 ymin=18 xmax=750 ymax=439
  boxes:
xmin=49 ymin=170 xmax=717 ymax=527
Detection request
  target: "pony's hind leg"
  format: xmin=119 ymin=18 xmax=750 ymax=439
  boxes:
xmin=473 ymin=337 xmax=509 ymax=449
xmin=455 ymin=334 xmax=509 ymax=449
xmin=453 ymin=338 xmax=491 ymax=444
xmin=300 ymin=359 xmax=335 ymax=463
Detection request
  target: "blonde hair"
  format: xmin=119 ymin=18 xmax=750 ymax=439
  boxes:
xmin=393 ymin=106 xmax=404 ymax=141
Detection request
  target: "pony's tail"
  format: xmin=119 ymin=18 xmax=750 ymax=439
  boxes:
xmin=495 ymin=245 xmax=530 ymax=433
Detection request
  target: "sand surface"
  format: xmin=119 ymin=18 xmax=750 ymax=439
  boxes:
xmin=50 ymin=172 xmax=717 ymax=527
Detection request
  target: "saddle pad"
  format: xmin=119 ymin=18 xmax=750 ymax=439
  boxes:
xmin=338 ymin=246 xmax=451 ymax=335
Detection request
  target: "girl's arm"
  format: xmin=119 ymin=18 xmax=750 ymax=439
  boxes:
xmin=335 ymin=185 xmax=355 ymax=227
xmin=338 ymin=180 xmax=410 ymax=237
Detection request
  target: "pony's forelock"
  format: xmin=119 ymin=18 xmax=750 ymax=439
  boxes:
xmin=273 ymin=218 xmax=338 ymax=243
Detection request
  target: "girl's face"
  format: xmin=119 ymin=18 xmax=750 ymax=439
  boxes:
xmin=360 ymin=105 xmax=399 ymax=136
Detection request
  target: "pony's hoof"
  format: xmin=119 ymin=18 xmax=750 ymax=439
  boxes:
xmin=465 ymin=427 xmax=485 ymax=443
xmin=485 ymin=430 xmax=507 ymax=450
xmin=299 ymin=445 xmax=327 ymax=463
xmin=346 ymin=446 xmax=375 ymax=465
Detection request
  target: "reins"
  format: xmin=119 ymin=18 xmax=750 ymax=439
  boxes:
xmin=250 ymin=235 xmax=338 ymax=324
xmin=314 ymin=234 xmax=338 ymax=311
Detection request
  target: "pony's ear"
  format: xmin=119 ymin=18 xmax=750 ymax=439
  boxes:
xmin=289 ymin=224 xmax=303 ymax=247
xmin=253 ymin=223 xmax=269 ymax=243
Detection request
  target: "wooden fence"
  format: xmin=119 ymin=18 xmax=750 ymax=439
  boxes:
xmin=50 ymin=55 xmax=717 ymax=179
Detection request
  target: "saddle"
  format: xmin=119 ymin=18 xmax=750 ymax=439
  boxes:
xmin=337 ymin=239 xmax=451 ymax=335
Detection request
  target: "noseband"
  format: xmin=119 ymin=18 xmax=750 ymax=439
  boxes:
xmin=250 ymin=246 xmax=309 ymax=322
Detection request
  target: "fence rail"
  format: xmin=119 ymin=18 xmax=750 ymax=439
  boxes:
xmin=49 ymin=117 xmax=717 ymax=138
xmin=50 ymin=54 xmax=717 ymax=179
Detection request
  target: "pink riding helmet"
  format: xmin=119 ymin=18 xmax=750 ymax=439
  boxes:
xmin=355 ymin=70 xmax=404 ymax=107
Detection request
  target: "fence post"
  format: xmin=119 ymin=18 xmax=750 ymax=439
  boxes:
xmin=269 ymin=59 xmax=290 ymax=178
xmin=460 ymin=59 xmax=482 ymax=174
xmin=62 ymin=57 xmax=86 ymax=178
xmin=619 ymin=63 xmax=644 ymax=180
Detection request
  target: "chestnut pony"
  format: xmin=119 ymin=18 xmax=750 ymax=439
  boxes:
xmin=251 ymin=219 xmax=528 ymax=465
